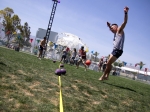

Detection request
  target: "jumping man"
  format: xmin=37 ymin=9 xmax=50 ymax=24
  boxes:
xmin=99 ymin=6 xmax=129 ymax=81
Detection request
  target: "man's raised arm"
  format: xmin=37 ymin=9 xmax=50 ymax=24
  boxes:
xmin=119 ymin=6 xmax=129 ymax=32
xmin=107 ymin=22 xmax=111 ymax=29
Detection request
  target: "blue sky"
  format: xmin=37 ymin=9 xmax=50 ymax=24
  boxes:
xmin=0 ymin=0 xmax=150 ymax=69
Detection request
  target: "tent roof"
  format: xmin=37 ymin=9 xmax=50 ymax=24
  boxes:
xmin=56 ymin=33 xmax=88 ymax=51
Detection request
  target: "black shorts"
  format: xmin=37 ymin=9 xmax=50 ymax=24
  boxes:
xmin=111 ymin=49 xmax=123 ymax=58
xmin=62 ymin=55 xmax=66 ymax=59
xmin=39 ymin=45 xmax=43 ymax=51
xmin=71 ymin=57 xmax=75 ymax=60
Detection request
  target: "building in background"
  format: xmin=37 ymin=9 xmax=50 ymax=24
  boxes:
xmin=36 ymin=28 xmax=58 ymax=43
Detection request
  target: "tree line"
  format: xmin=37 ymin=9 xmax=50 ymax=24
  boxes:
xmin=0 ymin=7 xmax=31 ymax=47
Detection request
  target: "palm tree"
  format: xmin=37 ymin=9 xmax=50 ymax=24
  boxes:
xmin=24 ymin=22 xmax=31 ymax=43
xmin=93 ymin=51 xmax=99 ymax=62
xmin=135 ymin=61 xmax=145 ymax=70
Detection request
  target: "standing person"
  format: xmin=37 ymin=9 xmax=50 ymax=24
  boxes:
xmin=74 ymin=53 xmax=79 ymax=66
xmin=76 ymin=46 xmax=87 ymax=71
xmin=99 ymin=6 xmax=129 ymax=81
xmin=102 ymin=59 xmax=108 ymax=73
xmin=70 ymin=48 xmax=77 ymax=65
xmin=98 ymin=58 xmax=103 ymax=72
xmin=60 ymin=48 xmax=67 ymax=63
xmin=38 ymin=37 xmax=46 ymax=59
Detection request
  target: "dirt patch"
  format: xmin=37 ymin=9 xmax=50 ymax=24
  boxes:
xmin=71 ymin=85 xmax=79 ymax=91
xmin=29 ymin=81 xmax=41 ymax=89
xmin=92 ymin=101 xmax=100 ymax=105
xmin=110 ymin=105 xmax=117 ymax=109
xmin=122 ymin=99 xmax=133 ymax=106
xmin=8 ymin=74 xmax=18 ymax=79
xmin=83 ymin=91 xmax=91 ymax=97
xmin=102 ymin=95 xmax=108 ymax=99
xmin=16 ymin=84 xmax=34 ymax=96
xmin=15 ymin=103 xmax=20 ymax=108
xmin=17 ymin=70 xmax=26 ymax=75
xmin=73 ymin=80 xmax=82 ymax=83
xmin=50 ymin=82 xmax=59 ymax=87
xmin=50 ymin=97 xmax=58 ymax=106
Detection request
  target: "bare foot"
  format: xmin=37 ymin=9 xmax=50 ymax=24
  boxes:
xmin=98 ymin=77 xmax=105 ymax=81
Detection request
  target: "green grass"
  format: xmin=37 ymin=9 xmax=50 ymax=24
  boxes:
xmin=0 ymin=47 xmax=150 ymax=112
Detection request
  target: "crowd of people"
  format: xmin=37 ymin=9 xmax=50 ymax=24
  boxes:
xmin=37 ymin=37 xmax=110 ymax=72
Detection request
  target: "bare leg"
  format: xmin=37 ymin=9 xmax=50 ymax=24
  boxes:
xmin=38 ymin=50 xmax=42 ymax=58
xmin=82 ymin=60 xmax=87 ymax=71
xmin=60 ymin=57 xmax=63 ymax=62
xmin=99 ymin=66 xmax=102 ymax=72
xmin=104 ymin=65 xmax=113 ymax=80
xmin=99 ymin=54 xmax=117 ymax=81
xmin=76 ymin=59 xmax=81 ymax=69
xmin=76 ymin=61 xmax=79 ymax=68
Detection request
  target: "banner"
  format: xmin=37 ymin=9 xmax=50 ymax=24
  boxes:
xmin=37 ymin=40 xmax=40 ymax=43
xmin=6 ymin=31 xmax=10 ymax=35
xmin=85 ymin=48 xmax=89 ymax=52
xmin=17 ymin=35 xmax=21 ymax=39
xmin=30 ymin=38 xmax=33 ymax=43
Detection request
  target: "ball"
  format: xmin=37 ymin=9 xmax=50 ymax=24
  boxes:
xmin=85 ymin=60 xmax=91 ymax=66
xmin=61 ymin=69 xmax=66 ymax=75
xmin=60 ymin=64 xmax=64 ymax=68
xmin=55 ymin=69 xmax=62 ymax=76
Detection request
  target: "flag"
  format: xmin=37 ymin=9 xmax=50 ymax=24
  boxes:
xmin=135 ymin=63 xmax=138 ymax=67
xmin=37 ymin=40 xmax=40 ymax=43
xmin=145 ymin=68 xmax=147 ymax=72
xmin=13 ymin=32 xmax=17 ymax=35
xmin=17 ymin=35 xmax=21 ymax=39
xmin=6 ymin=31 xmax=10 ymax=35
xmin=30 ymin=39 xmax=33 ymax=43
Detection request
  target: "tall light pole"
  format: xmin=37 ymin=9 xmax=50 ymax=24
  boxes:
xmin=43 ymin=0 xmax=60 ymax=57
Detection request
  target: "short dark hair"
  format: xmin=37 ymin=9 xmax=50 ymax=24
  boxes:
xmin=111 ymin=24 xmax=118 ymax=27
xmin=81 ymin=46 xmax=84 ymax=50
xmin=44 ymin=37 xmax=46 ymax=39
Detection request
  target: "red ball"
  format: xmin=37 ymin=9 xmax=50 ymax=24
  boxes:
xmin=85 ymin=60 xmax=91 ymax=66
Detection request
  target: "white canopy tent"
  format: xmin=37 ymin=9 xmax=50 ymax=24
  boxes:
xmin=56 ymin=33 xmax=89 ymax=52
xmin=121 ymin=66 xmax=150 ymax=75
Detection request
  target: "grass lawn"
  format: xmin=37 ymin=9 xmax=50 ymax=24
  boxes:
xmin=0 ymin=47 xmax=150 ymax=112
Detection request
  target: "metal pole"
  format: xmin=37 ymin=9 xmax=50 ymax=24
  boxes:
xmin=43 ymin=0 xmax=59 ymax=57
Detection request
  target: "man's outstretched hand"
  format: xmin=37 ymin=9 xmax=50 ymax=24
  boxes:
xmin=107 ymin=22 xmax=111 ymax=28
xmin=124 ymin=6 xmax=129 ymax=13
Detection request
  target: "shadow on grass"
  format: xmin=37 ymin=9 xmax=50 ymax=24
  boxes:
xmin=0 ymin=61 xmax=7 ymax=66
xmin=103 ymin=82 xmax=137 ymax=93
